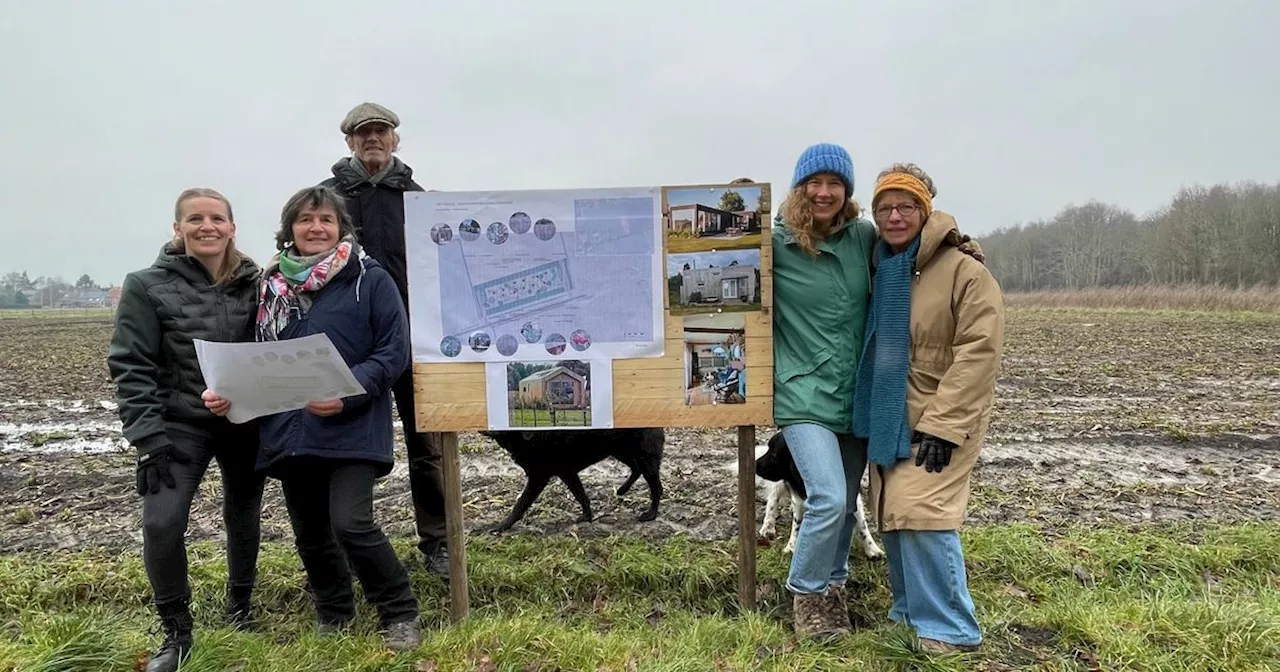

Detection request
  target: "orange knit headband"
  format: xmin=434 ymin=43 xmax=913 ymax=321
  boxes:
xmin=873 ymin=172 xmax=933 ymax=220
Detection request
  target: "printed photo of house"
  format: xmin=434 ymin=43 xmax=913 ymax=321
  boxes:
xmin=663 ymin=183 xmax=770 ymax=253
xmin=506 ymin=360 xmax=592 ymax=428
xmin=667 ymin=249 xmax=762 ymax=315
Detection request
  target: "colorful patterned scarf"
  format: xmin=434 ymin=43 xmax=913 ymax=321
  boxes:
xmin=256 ymin=236 xmax=361 ymax=341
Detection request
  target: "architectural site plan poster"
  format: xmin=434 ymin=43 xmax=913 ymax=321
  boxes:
xmin=405 ymin=187 xmax=665 ymax=363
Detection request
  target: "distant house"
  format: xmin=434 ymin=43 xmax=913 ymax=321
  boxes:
xmin=518 ymin=367 xmax=587 ymax=408
xmin=669 ymin=204 xmax=759 ymax=237
xmin=61 ymin=289 xmax=108 ymax=308
xmin=106 ymin=286 xmax=122 ymax=308
xmin=679 ymin=264 xmax=757 ymax=304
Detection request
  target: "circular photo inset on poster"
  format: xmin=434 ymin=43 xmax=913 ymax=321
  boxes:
xmin=509 ymin=211 xmax=532 ymax=234
xmin=468 ymin=331 xmax=491 ymax=353
xmin=486 ymin=221 xmax=509 ymax=245
xmin=569 ymin=329 xmax=592 ymax=352
xmin=440 ymin=336 xmax=462 ymax=358
xmin=495 ymin=334 xmax=519 ymax=356
xmin=533 ymin=218 xmax=556 ymax=241
xmin=430 ymin=223 xmax=453 ymax=245
xmin=520 ymin=320 xmax=543 ymax=343
xmin=459 ymin=219 xmax=481 ymax=241
xmin=544 ymin=332 xmax=567 ymax=356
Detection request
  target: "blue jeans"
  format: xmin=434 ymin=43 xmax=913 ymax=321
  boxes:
xmin=780 ymin=423 xmax=868 ymax=594
xmin=883 ymin=530 xmax=982 ymax=646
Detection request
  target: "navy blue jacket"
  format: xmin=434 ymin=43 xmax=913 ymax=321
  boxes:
xmin=256 ymin=256 xmax=410 ymax=476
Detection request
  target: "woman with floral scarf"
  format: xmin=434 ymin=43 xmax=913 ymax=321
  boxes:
xmin=204 ymin=185 xmax=421 ymax=651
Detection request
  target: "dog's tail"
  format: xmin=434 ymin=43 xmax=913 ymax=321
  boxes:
xmin=721 ymin=444 xmax=770 ymax=475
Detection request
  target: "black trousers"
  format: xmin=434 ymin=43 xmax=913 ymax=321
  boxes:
xmin=280 ymin=459 xmax=418 ymax=627
xmin=391 ymin=368 xmax=447 ymax=554
xmin=141 ymin=423 xmax=264 ymax=606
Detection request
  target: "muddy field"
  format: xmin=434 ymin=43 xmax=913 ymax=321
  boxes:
xmin=1 ymin=309 xmax=1278 ymax=553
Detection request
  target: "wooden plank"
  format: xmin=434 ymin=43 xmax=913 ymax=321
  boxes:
xmin=613 ymin=399 xmax=770 ymax=427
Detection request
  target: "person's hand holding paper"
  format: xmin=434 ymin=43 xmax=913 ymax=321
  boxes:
xmin=194 ymin=333 xmax=367 ymax=424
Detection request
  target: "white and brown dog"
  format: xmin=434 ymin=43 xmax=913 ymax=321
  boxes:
xmin=750 ymin=432 xmax=884 ymax=559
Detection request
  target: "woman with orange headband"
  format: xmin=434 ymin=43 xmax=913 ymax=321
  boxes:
xmin=852 ymin=163 xmax=1005 ymax=653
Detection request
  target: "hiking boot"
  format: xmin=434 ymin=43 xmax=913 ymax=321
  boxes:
xmin=793 ymin=591 xmax=848 ymax=641
xmin=824 ymin=583 xmax=853 ymax=633
xmin=383 ymin=619 xmax=422 ymax=651
xmin=224 ymin=584 xmax=255 ymax=631
xmin=423 ymin=544 xmax=450 ymax=577
xmin=919 ymin=638 xmax=980 ymax=654
xmin=145 ymin=599 xmax=194 ymax=672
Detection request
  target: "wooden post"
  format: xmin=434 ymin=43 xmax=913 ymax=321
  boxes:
xmin=440 ymin=431 xmax=469 ymax=622
xmin=736 ymin=424 xmax=757 ymax=610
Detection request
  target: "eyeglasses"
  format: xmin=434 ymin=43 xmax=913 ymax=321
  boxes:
xmin=874 ymin=203 xmax=919 ymax=219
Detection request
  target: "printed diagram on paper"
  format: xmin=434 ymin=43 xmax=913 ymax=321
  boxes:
xmin=405 ymin=188 xmax=666 ymax=362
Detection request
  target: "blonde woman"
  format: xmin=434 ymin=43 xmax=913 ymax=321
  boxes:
xmin=107 ymin=188 xmax=264 ymax=672
xmin=770 ymin=144 xmax=877 ymax=640
xmin=854 ymin=163 xmax=1004 ymax=652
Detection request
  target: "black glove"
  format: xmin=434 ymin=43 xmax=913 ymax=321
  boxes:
xmin=914 ymin=433 xmax=956 ymax=473
xmin=136 ymin=444 xmax=190 ymax=496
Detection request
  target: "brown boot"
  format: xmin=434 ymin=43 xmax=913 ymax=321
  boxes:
xmin=793 ymin=590 xmax=850 ymax=641
xmin=824 ymin=583 xmax=853 ymax=633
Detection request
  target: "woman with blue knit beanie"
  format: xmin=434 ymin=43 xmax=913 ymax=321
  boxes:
xmin=853 ymin=163 xmax=1005 ymax=653
xmin=770 ymin=143 xmax=878 ymax=640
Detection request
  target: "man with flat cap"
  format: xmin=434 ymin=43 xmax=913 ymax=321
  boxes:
xmin=321 ymin=102 xmax=450 ymax=576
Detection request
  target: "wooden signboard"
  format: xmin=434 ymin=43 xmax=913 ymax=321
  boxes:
xmin=410 ymin=182 xmax=773 ymax=621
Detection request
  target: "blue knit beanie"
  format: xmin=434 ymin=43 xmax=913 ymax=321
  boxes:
xmin=791 ymin=143 xmax=855 ymax=194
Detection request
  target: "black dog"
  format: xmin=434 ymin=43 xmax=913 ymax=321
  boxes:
xmin=479 ymin=428 xmax=665 ymax=533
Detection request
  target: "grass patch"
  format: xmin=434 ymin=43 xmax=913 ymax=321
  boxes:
xmin=0 ymin=307 xmax=115 ymax=319
xmin=669 ymin=302 xmax=762 ymax=316
xmin=1004 ymin=284 xmax=1280 ymax=313
xmin=667 ymin=232 xmax=763 ymax=254
xmin=2 ymin=523 xmax=1278 ymax=670
xmin=508 ymin=408 xmax=592 ymax=428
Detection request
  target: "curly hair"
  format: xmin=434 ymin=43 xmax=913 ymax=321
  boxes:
xmin=779 ymin=186 xmax=861 ymax=257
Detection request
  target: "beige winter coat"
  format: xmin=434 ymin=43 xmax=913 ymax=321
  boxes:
xmin=868 ymin=210 xmax=1006 ymax=532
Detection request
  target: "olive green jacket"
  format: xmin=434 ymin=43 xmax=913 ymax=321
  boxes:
xmin=771 ymin=214 xmax=877 ymax=433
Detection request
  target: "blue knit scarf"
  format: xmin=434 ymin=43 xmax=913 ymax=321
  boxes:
xmin=852 ymin=236 xmax=920 ymax=467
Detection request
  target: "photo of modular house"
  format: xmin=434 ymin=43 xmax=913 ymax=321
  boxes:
xmin=679 ymin=263 xmax=757 ymax=305
xmin=668 ymin=203 xmax=758 ymax=237
xmin=518 ymin=366 xmax=587 ymax=409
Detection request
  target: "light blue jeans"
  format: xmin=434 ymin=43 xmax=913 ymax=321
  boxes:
xmin=780 ymin=422 xmax=868 ymax=594
xmin=883 ymin=530 xmax=982 ymax=646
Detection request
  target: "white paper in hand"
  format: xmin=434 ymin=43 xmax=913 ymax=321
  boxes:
xmin=194 ymin=333 xmax=367 ymax=424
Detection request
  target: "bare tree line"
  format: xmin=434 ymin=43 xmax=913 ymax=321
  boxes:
xmin=980 ymin=181 xmax=1280 ymax=292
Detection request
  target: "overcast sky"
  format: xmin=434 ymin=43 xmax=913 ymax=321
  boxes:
xmin=2 ymin=0 xmax=1277 ymax=286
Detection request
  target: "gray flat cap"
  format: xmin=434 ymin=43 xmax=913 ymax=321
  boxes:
xmin=340 ymin=102 xmax=400 ymax=135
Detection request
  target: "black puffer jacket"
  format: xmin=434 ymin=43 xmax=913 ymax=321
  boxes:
xmin=321 ymin=156 xmax=424 ymax=308
xmin=107 ymin=244 xmax=260 ymax=453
